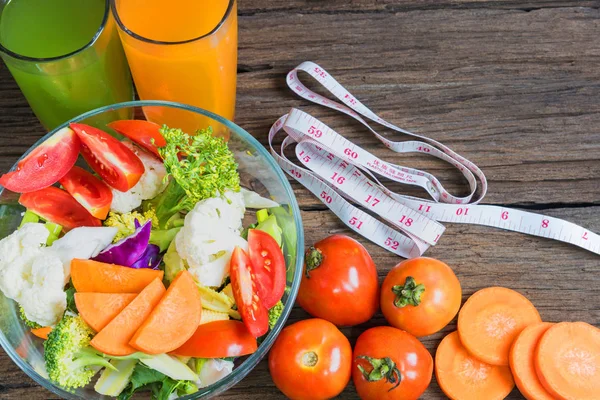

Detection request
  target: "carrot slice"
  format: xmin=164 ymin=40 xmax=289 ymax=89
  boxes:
xmin=75 ymin=293 xmax=138 ymax=332
xmin=129 ymin=271 xmax=201 ymax=354
xmin=509 ymin=322 xmax=555 ymax=400
xmin=436 ymin=331 xmax=514 ymax=400
xmin=458 ymin=287 xmax=541 ymax=366
xmin=71 ymin=259 xmax=164 ymax=293
xmin=90 ymin=278 xmax=166 ymax=356
xmin=535 ymin=321 xmax=600 ymax=400
xmin=31 ymin=326 xmax=52 ymax=340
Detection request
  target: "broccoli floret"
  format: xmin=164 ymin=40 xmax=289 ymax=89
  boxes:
xmin=147 ymin=126 xmax=240 ymax=228
xmin=268 ymin=301 xmax=284 ymax=330
xmin=103 ymin=208 xmax=182 ymax=252
xmin=44 ymin=315 xmax=115 ymax=391
xmin=19 ymin=305 xmax=41 ymax=329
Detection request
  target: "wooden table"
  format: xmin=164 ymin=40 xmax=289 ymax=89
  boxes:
xmin=1 ymin=1 xmax=599 ymax=399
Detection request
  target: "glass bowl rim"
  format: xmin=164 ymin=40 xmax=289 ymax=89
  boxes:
xmin=0 ymin=100 xmax=304 ymax=399
xmin=0 ymin=0 xmax=111 ymax=63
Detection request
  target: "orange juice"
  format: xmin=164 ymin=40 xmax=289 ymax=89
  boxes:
xmin=113 ymin=0 xmax=237 ymax=134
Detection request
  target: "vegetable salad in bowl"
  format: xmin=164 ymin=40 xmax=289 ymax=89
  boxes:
xmin=0 ymin=101 xmax=303 ymax=399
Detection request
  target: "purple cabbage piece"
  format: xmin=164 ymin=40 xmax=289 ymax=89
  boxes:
xmin=93 ymin=219 xmax=152 ymax=266
xmin=130 ymin=244 xmax=162 ymax=269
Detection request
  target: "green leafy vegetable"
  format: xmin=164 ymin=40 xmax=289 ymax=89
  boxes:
xmin=65 ymin=284 xmax=78 ymax=314
xmin=148 ymin=126 xmax=240 ymax=227
xmin=270 ymin=206 xmax=297 ymax=281
xmin=117 ymin=363 xmax=197 ymax=400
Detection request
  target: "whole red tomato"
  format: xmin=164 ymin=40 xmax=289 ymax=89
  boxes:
xmin=297 ymin=235 xmax=379 ymax=326
xmin=352 ymin=326 xmax=433 ymax=400
xmin=380 ymin=257 xmax=461 ymax=337
xmin=268 ymin=318 xmax=352 ymax=400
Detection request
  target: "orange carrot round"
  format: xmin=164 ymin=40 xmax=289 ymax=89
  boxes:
xmin=435 ymin=331 xmax=514 ymax=400
xmin=509 ymin=322 xmax=555 ymax=400
xmin=458 ymin=287 xmax=541 ymax=366
xmin=129 ymin=270 xmax=202 ymax=354
xmin=535 ymin=321 xmax=600 ymax=400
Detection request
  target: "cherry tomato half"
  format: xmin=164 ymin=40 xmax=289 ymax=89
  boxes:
xmin=70 ymin=123 xmax=145 ymax=192
xmin=230 ymin=246 xmax=269 ymax=337
xmin=59 ymin=166 xmax=113 ymax=220
xmin=297 ymin=235 xmax=379 ymax=326
xmin=0 ymin=127 xmax=80 ymax=193
xmin=269 ymin=318 xmax=352 ymax=400
xmin=19 ymin=186 xmax=101 ymax=230
xmin=107 ymin=120 xmax=166 ymax=159
xmin=247 ymin=229 xmax=286 ymax=309
xmin=352 ymin=326 xmax=433 ymax=400
xmin=172 ymin=320 xmax=257 ymax=358
xmin=381 ymin=257 xmax=461 ymax=337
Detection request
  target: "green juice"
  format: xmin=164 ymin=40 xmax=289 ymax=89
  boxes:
xmin=0 ymin=0 xmax=133 ymax=130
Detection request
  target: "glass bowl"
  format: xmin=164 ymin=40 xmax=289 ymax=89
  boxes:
xmin=0 ymin=100 xmax=304 ymax=399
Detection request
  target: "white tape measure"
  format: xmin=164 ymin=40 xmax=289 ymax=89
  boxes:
xmin=268 ymin=61 xmax=600 ymax=258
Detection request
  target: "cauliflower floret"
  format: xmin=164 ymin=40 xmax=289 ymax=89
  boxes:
xmin=19 ymin=256 xmax=66 ymax=327
xmin=49 ymin=226 xmax=117 ymax=281
xmin=175 ymin=191 xmax=246 ymax=287
xmin=0 ymin=223 xmax=48 ymax=300
xmin=110 ymin=141 xmax=168 ymax=213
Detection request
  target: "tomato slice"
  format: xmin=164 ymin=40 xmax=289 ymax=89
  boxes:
xmin=248 ymin=229 xmax=286 ymax=309
xmin=171 ymin=320 xmax=257 ymax=358
xmin=107 ymin=120 xmax=166 ymax=159
xmin=0 ymin=127 xmax=80 ymax=193
xmin=230 ymin=246 xmax=269 ymax=338
xmin=59 ymin=166 xmax=113 ymax=220
xmin=70 ymin=123 xmax=145 ymax=192
xmin=19 ymin=186 xmax=101 ymax=230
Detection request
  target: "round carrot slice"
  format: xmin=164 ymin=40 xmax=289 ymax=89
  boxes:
xmin=458 ymin=287 xmax=541 ymax=366
xmin=436 ymin=331 xmax=514 ymax=400
xmin=509 ymin=322 xmax=555 ymax=400
xmin=535 ymin=321 xmax=600 ymax=400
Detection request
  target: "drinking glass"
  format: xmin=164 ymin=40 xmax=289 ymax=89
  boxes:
xmin=111 ymin=0 xmax=238 ymax=136
xmin=0 ymin=0 xmax=134 ymax=130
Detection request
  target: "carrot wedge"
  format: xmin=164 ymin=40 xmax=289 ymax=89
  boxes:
xmin=31 ymin=326 xmax=52 ymax=340
xmin=509 ymin=322 xmax=555 ymax=400
xmin=71 ymin=259 xmax=163 ymax=293
xmin=436 ymin=331 xmax=514 ymax=400
xmin=75 ymin=293 xmax=138 ymax=332
xmin=458 ymin=287 xmax=541 ymax=366
xmin=90 ymin=278 xmax=166 ymax=356
xmin=130 ymin=271 xmax=201 ymax=354
xmin=535 ymin=321 xmax=600 ymax=400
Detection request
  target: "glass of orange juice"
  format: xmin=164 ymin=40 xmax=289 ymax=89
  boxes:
xmin=110 ymin=0 xmax=237 ymax=136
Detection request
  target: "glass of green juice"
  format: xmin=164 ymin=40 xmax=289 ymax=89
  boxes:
xmin=0 ymin=0 xmax=134 ymax=130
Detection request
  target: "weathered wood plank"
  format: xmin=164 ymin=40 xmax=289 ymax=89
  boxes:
xmin=0 ymin=2 xmax=598 ymax=400
xmin=237 ymin=0 xmax=598 ymax=14
xmin=235 ymin=7 xmax=600 ymax=205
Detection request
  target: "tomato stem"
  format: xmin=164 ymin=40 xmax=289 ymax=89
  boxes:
xmin=391 ymin=276 xmax=425 ymax=308
xmin=302 ymin=351 xmax=319 ymax=367
xmin=356 ymin=355 xmax=402 ymax=391
xmin=304 ymin=246 xmax=323 ymax=278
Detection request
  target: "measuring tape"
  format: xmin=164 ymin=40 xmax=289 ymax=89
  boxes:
xmin=268 ymin=61 xmax=600 ymax=257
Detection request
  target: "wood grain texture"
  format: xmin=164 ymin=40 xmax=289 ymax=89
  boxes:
xmin=0 ymin=0 xmax=598 ymax=399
